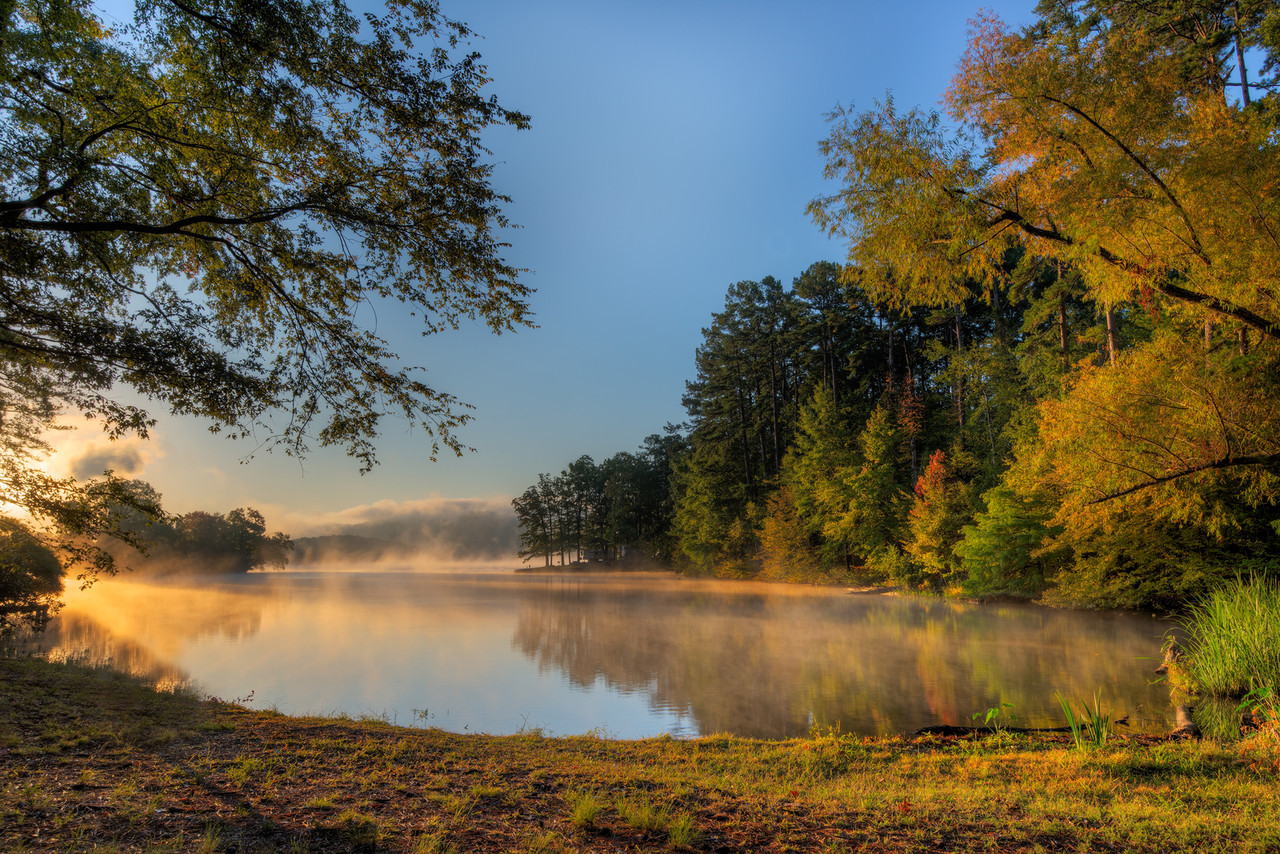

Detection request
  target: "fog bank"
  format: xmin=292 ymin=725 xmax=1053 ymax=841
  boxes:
xmin=287 ymin=496 xmax=520 ymax=566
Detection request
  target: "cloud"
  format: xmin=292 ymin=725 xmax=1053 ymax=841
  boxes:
xmin=42 ymin=422 xmax=163 ymax=481
xmin=68 ymin=445 xmax=146 ymax=480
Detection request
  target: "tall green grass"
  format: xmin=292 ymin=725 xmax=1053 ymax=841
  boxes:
xmin=1181 ymin=578 xmax=1280 ymax=739
xmin=1057 ymin=691 xmax=1113 ymax=749
xmin=1182 ymin=578 xmax=1280 ymax=699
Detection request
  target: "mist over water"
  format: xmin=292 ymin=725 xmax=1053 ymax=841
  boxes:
xmin=288 ymin=498 xmax=520 ymax=567
xmin=9 ymin=571 xmax=1177 ymax=738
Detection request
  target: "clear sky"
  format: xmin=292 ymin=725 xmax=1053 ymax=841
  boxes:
xmin=57 ymin=0 xmax=1038 ymax=537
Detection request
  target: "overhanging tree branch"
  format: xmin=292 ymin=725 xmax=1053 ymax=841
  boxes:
xmin=1086 ymin=452 xmax=1280 ymax=504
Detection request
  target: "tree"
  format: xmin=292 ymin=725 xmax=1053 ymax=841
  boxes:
xmin=759 ymin=485 xmax=823 ymax=581
xmin=0 ymin=515 xmax=62 ymax=634
xmin=809 ymin=0 xmax=1280 ymax=508
xmin=811 ymin=5 xmax=1280 ymax=340
xmin=512 ymin=485 xmax=553 ymax=567
xmin=903 ymin=450 xmax=973 ymax=588
xmin=830 ymin=405 xmax=909 ymax=572
xmin=1 ymin=0 xmax=530 ymax=574
xmin=1029 ymin=332 xmax=1280 ymax=521
xmin=224 ymin=507 xmax=292 ymax=572
xmin=781 ymin=386 xmax=860 ymax=569
xmin=954 ymin=485 xmax=1064 ymax=598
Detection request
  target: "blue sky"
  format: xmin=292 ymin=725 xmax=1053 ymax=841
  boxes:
xmin=61 ymin=0 xmax=1038 ymax=535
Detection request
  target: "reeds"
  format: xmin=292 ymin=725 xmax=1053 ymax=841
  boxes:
xmin=1181 ymin=578 xmax=1280 ymax=701
xmin=1179 ymin=577 xmax=1280 ymax=740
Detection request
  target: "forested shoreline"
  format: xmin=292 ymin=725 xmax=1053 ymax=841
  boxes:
xmin=516 ymin=257 xmax=1279 ymax=610
xmin=516 ymin=1 xmax=1280 ymax=612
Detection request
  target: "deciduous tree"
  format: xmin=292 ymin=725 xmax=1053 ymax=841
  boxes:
xmin=0 ymin=516 xmax=62 ymax=634
xmin=1 ymin=0 xmax=530 ymax=575
xmin=811 ymin=4 xmax=1280 ymax=339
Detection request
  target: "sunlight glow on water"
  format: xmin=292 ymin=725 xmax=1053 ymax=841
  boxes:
xmin=12 ymin=570 xmax=1177 ymax=738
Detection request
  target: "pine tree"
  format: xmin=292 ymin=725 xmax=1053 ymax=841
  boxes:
xmin=954 ymin=485 xmax=1063 ymax=598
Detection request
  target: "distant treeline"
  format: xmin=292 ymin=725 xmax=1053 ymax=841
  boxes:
xmin=0 ymin=482 xmax=292 ymax=635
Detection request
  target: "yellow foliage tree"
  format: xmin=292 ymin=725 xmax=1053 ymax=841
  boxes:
xmin=812 ymin=8 xmax=1280 ymax=339
xmin=1025 ymin=332 xmax=1280 ymax=533
xmin=810 ymin=2 xmax=1280 ymax=504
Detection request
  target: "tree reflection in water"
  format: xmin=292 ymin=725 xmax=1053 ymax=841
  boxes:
xmin=4 ymin=572 xmax=1175 ymax=738
xmin=510 ymin=575 xmax=1175 ymax=738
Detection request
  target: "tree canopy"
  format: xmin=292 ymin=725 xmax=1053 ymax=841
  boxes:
xmin=810 ymin=1 xmax=1280 ymax=340
xmin=809 ymin=0 xmax=1280 ymax=511
xmin=0 ymin=0 xmax=530 ymax=573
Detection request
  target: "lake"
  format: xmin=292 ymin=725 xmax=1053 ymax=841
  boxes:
xmin=9 ymin=569 xmax=1178 ymax=739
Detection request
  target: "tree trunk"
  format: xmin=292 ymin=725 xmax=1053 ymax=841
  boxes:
xmin=829 ymin=324 xmax=838 ymax=405
xmin=992 ymin=279 xmax=1006 ymax=348
xmin=1105 ymin=305 xmax=1118 ymax=366
xmin=1059 ymin=294 xmax=1069 ymax=364
xmin=1055 ymin=260 xmax=1069 ymax=365
xmin=903 ymin=330 xmax=918 ymax=481
xmin=954 ymin=306 xmax=964 ymax=429
xmin=888 ymin=316 xmax=895 ymax=379
xmin=1235 ymin=1 xmax=1252 ymax=107
xmin=769 ymin=341 xmax=780 ymax=474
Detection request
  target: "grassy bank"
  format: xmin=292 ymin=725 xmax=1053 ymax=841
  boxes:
xmin=2 ymin=659 xmax=1278 ymax=853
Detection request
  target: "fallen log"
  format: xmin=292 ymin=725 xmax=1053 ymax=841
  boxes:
xmin=913 ymin=724 xmax=1074 ymax=736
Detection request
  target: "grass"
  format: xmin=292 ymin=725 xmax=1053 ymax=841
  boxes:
xmin=615 ymin=793 xmax=670 ymax=832
xmin=666 ymin=810 xmax=701 ymax=848
xmin=411 ymin=828 xmax=457 ymax=854
xmin=1177 ymin=577 xmax=1280 ymax=739
xmin=1182 ymin=578 xmax=1280 ymax=698
xmin=2 ymin=657 xmax=1280 ymax=852
xmin=566 ymin=790 xmax=604 ymax=828
xmin=1057 ymin=691 xmax=1114 ymax=749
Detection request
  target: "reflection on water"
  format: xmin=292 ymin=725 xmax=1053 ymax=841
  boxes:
xmin=6 ymin=571 xmax=1176 ymax=738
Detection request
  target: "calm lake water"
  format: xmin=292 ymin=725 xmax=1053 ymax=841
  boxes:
xmin=10 ymin=570 xmax=1178 ymax=739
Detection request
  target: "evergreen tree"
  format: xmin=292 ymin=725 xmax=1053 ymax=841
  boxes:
xmin=780 ymin=387 xmax=860 ymax=570
xmin=903 ymin=450 xmax=973 ymax=588
xmin=954 ymin=485 xmax=1064 ymax=598
xmin=829 ymin=405 xmax=910 ymax=574
xmin=759 ymin=486 xmax=824 ymax=581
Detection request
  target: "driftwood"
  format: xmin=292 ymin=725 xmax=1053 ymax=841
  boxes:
xmin=914 ymin=716 xmax=1132 ymax=738
xmin=1171 ymin=704 xmax=1199 ymax=738
xmin=1154 ymin=641 xmax=1183 ymax=676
